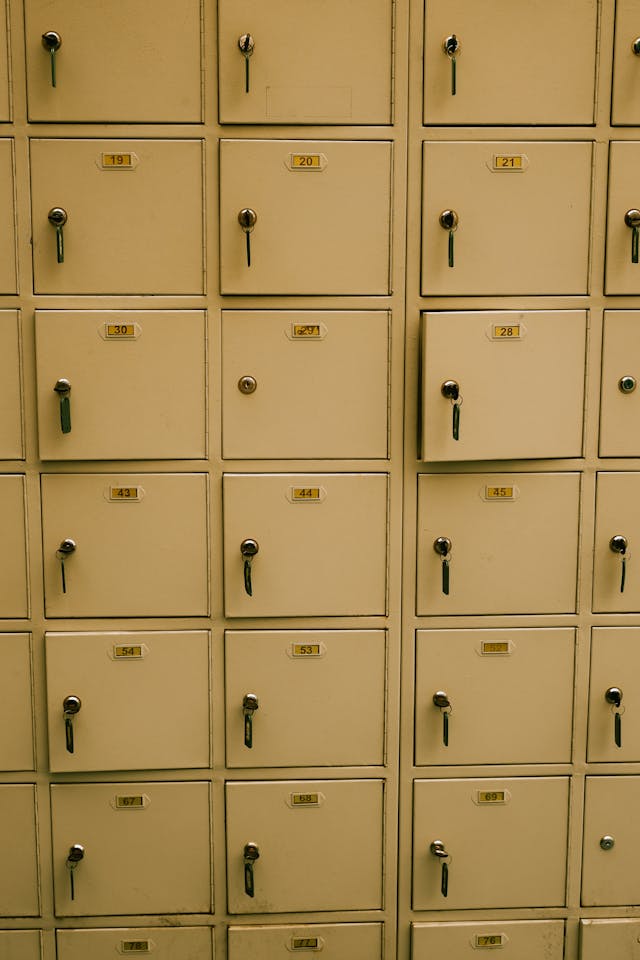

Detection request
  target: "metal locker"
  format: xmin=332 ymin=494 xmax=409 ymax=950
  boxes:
xmin=416 ymin=472 xmax=580 ymax=616
xmin=227 ymin=923 xmax=382 ymax=960
xmin=0 ymin=2 xmax=9 ymax=122
xmin=415 ymin=628 xmax=575 ymax=765
xmin=219 ymin=140 xmax=392 ymax=295
xmin=35 ymin=310 xmax=206 ymax=460
xmin=582 ymin=776 xmax=640 ymax=906
xmin=41 ymin=473 xmax=209 ymax=618
xmin=599 ymin=311 xmax=640 ymax=456
xmin=24 ymin=0 xmax=202 ymax=122
xmin=30 ymin=139 xmax=205 ymax=295
xmin=50 ymin=781 xmax=212 ymax=916
xmin=0 ymin=785 xmax=39 ymax=917
xmin=423 ymin=0 xmax=597 ymax=124
xmin=588 ymin=628 xmax=640 ymax=761
xmin=46 ymin=631 xmax=210 ymax=772
xmin=223 ymin=473 xmax=388 ymax=617
xmin=412 ymin=921 xmax=566 ymax=959
xmin=606 ymin=142 xmax=640 ymax=294
xmin=225 ymin=780 xmax=383 ymax=913
xmin=56 ymin=927 xmax=213 ymax=960
xmin=221 ymin=311 xmax=389 ymax=460
xmin=0 ymin=310 xmax=23 ymax=459
xmin=0 ymin=475 xmax=29 ymax=618
xmin=580 ymin=919 xmax=640 ymax=958
xmin=421 ymin=141 xmax=592 ymax=296
xmin=218 ymin=0 xmax=392 ymax=124
xmin=0 ymin=931 xmax=41 ymax=960
xmin=612 ymin=0 xmax=640 ymax=125
xmin=0 ymin=634 xmax=33 ymax=771
xmin=225 ymin=630 xmax=385 ymax=767
xmin=421 ymin=310 xmax=586 ymax=461
xmin=0 ymin=140 xmax=16 ymax=293
xmin=593 ymin=472 xmax=640 ymax=612
xmin=412 ymin=778 xmax=569 ymax=910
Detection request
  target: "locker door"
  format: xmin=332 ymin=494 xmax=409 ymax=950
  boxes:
xmin=46 ymin=631 xmax=210 ymax=772
xmin=599 ymin=311 xmax=640 ymax=456
xmin=41 ymin=473 xmax=209 ymax=618
xmin=422 ymin=141 xmax=592 ymax=296
xmin=588 ymin=628 xmax=640 ymax=761
xmin=582 ymin=776 xmax=640 ymax=906
xmin=0 ymin=634 xmax=33 ymax=771
xmin=0 ymin=141 xmax=16 ymax=293
xmin=580 ymin=919 xmax=640 ymax=958
xmin=51 ymin=782 xmax=212 ymax=916
xmin=228 ymin=924 xmax=382 ymax=960
xmin=30 ymin=139 xmax=204 ymax=295
xmin=0 ymin=785 xmax=39 ymax=917
xmin=612 ymin=0 xmax=640 ymax=125
xmin=0 ymin=311 xmax=23 ymax=459
xmin=219 ymin=140 xmax=392 ymax=295
xmin=35 ymin=310 xmax=206 ymax=460
xmin=0 ymin=1 xmax=9 ymax=122
xmin=0 ymin=931 xmax=41 ymax=960
xmin=226 ymin=780 xmax=383 ymax=913
xmin=56 ymin=927 xmax=213 ymax=960
xmin=606 ymin=142 xmax=640 ymax=294
xmin=593 ymin=472 xmax=640 ymax=612
xmin=412 ymin=921 xmax=565 ymax=959
xmin=218 ymin=0 xmax=392 ymax=124
xmin=0 ymin=475 xmax=28 ymax=618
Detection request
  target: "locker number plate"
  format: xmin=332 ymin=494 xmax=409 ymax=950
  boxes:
xmin=289 ymin=792 xmax=323 ymax=807
xmin=480 ymin=640 xmax=512 ymax=656
xmin=484 ymin=486 xmax=517 ymax=501
xmin=290 ymin=938 xmax=323 ymax=952
xmin=287 ymin=153 xmax=327 ymax=172
xmin=112 ymin=644 xmax=146 ymax=660
xmin=491 ymin=154 xmax=528 ymax=171
xmin=99 ymin=152 xmax=139 ymax=170
xmin=475 ymin=790 xmax=508 ymax=805
xmin=109 ymin=486 xmax=143 ymax=501
xmin=120 ymin=942 xmax=152 ymax=955
xmin=289 ymin=487 xmax=325 ymax=503
xmin=113 ymin=794 xmax=149 ymax=810
xmin=474 ymin=934 xmax=507 ymax=948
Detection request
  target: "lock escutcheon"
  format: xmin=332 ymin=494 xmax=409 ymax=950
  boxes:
xmin=42 ymin=30 xmax=62 ymax=53
xmin=433 ymin=537 xmax=452 ymax=557
xmin=238 ymin=376 xmax=257 ymax=395
xmin=63 ymin=695 xmax=81 ymax=716
xmin=610 ymin=535 xmax=628 ymax=555
xmin=600 ymin=835 xmax=615 ymax=850
xmin=439 ymin=209 xmax=459 ymax=231
xmin=441 ymin=380 xmax=460 ymax=401
xmin=619 ymin=375 xmax=637 ymax=394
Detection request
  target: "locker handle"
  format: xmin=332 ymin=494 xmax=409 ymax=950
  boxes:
xmin=238 ymin=34 xmax=255 ymax=93
xmin=56 ymin=538 xmax=76 ymax=594
xmin=439 ymin=210 xmax=458 ymax=267
xmin=66 ymin=843 xmax=84 ymax=901
xmin=53 ymin=378 xmax=72 ymax=434
xmin=430 ymin=839 xmax=450 ymax=897
xmin=605 ymin=687 xmax=623 ymax=748
xmin=62 ymin=695 xmax=81 ymax=753
xmin=624 ymin=209 xmax=640 ymax=264
xmin=441 ymin=380 xmax=462 ymax=440
xmin=242 ymin=693 xmax=259 ymax=748
xmin=609 ymin=535 xmax=629 ymax=593
xmin=442 ymin=35 xmax=461 ymax=95
xmin=241 ymin=538 xmax=259 ymax=596
xmin=433 ymin=537 xmax=452 ymax=595
xmin=238 ymin=209 xmax=257 ymax=267
xmin=48 ymin=207 xmax=68 ymax=263
xmin=42 ymin=31 xmax=62 ymax=87
xmin=243 ymin=842 xmax=260 ymax=897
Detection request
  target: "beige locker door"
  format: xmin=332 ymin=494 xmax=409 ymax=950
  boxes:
xmin=24 ymin=0 xmax=202 ymax=122
xmin=580 ymin=919 xmax=640 ymax=958
xmin=218 ymin=0 xmax=391 ymax=124
xmin=0 ymin=634 xmax=33 ymax=771
xmin=599 ymin=311 xmax=640 ymax=456
xmin=606 ymin=142 xmax=640 ymax=294
xmin=219 ymin=140 xmax=391 ymax=295
xmin=415 ymin=629 xmax=575 ymax=765
xmin=421 ymin=141 xmax=592 ymax=296
xmin=225 ymin=630 xmax=385 ymax=767
xmin=30 ymin=139 xmax=204 ymax=295
xmin=56 ymin=927 xmax=213 ymax=960
xmin=0 ymin=785 xmax=39 ymax=917
xmin=0 ymin=141 xmax=16 ymax=293
xmin=424 ymin=0 xmax=597 ymax=125
xmin=228 ymin=924 xmax=382 ymax=960
xmin=0 ymin=475 xmax=28 ymax=618
xmin=223 ymin=474 xmax=387 ymax=617
xmin=412 ymin=778 xmax=569 ymax=910
xmin=0 ymin=2 xmax=9 ymax=121
xmin=0 ymin=311 xmax=22 ymax=459
xmin=416 ymin=473 xmax=580 ymax=615
xmin=221 ymin=311 xmax=389 ymax=460
xmin=582 ymin=776 xmax=640 ymax=906
xmin=0 ymin=931 xmax=41 ymax=959
xmin=51 ymin=781 xmax=212 ymax=916
xmin=46 ymin=631 xmax=210 ymax=772
xmin=226 ymin=780 xmax=383 ymax=914
xmin=35 ymin=310 xmax=206 ymax=460
xmin=41 ymin=473 xmax=209 ymax=618
xmin=421 ymin=310 xmax=586 ymax=461
xmin=588 ymin=628 xmax=640 ymax=762
xmin=612 ymin=1 xmax=640 ymax=125
xmin=412 ymin=921 xmax=566 ymax=959
xmin=593 ymin=472 xmax=640 ymax=612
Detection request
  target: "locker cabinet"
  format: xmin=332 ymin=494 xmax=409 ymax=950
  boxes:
xmin=219 ymin=140 xmax=392 ymax=295
xmin=0 ymin=141 xmax=16 ymax=293
xmin=225 ymin=630 xmax=385 ymax=767
xmin=0 ymin=634 xmax=33 ymax=771
xmin=41 ymin=473 xmax=209 ymax=618
xmin=0 ymin=931 xmax=41 ymax=960
xmin=420 ymin=310 xmax=586 ymax=461
xmin=421 ymin=141 xmax=592 ymax=296
xmin=0 ymin=310 xmax=23 ymax=459
xmin=56 ymin=927 xmax=213 ymax=960
xmin=612 ymin=0 xmax=640 ymax=125
xmin=225 ymin=780 xmax=383 ymax=914
xmin=223 ymin=473 xmax=387 ymax=617
xmin=218 ymin=0 xmax=392 ymax=124
xmin=221 ymin=311 xmax=389 ymax=460
xmin=588 ymin=628 xmax=640 ymax=761
xmin=415 ymin=628 xmax=575 ymax=765
xmin=24 ymin=0 xmax=202 ymax=122
xmin=50 ymin=781 xmax=212 ymax=916
xmin=0 ymin=785 xmax=39 ymax=917
xmin=580 ymin=919 xmax=640 ymax=958
xmin=46 ymin=631 xmax=210 ymax=772
xmin=600 ymin=311 xmax=640 ymax=456
xmin=582 ymin=776 xmax=640 ymax=906
xmin=412 ymin=778 xmax=569 ymax=910
xmin=412 ymin=921 xmax=566 ymax=959
xmin=423 ymin=0 xmax=597 ymax=125
xmin=30 ymin=139 xmax=205 ymax=295
xmin=0 ymin=475 xmax=29 ymax=618
xmin=35 ymin=310 xmax=206 ymax=461
xmin=228 ymin=924 xmax=382 ymax=960
xmin=416 ymin=472 xmax=580 ymax=615
xmin=593 ymin=472 xmax=640 ymax=612
xmin=0 ymin=2 xmax=9 ymax=122
xmin=606 ymin=142 xmax=640 ymax=294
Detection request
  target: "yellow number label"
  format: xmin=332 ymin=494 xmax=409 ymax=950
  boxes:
xmin=116 ymin=795 xmax=145 ymax=808
xmin=292 ymin=324 xmax=321 ymax=338
xmin=121 ymin=943 xmax=151 ymax=954
xmin=494 ymin=155 xmax=524 ymax=170
xmin=481 ymin=641 xmax=511 ymax=655
xmin=292 ymin=939 xmax=320 ymax=950
xmin=292 ymin=643 xmax=321 ymax=657
xmin=102 ymin=153 xmax=133 ymax=167
xmin=113 ymin=645 xmax=143 ymax=659
xmin=105 ymin=323 xmax=136 ymax=338
xmin=475 ymin=934 xmax=505 ymax=948
xmin=477 ymin=791 xmax=506 ymax=804
xmin=109 ymin=486 xmax=141 ymax=501
xmin=292 ymin=488 xmax=321 ymax=501
xmin=292 ymin=154 xmax=321 ymax=168
xmin=485 ymin=486 xmax=514 ymax=500
xmin=492 ymin=325 xmax=521 ymax=339
xmin=291 ymin=793 xmax=319 ymax=805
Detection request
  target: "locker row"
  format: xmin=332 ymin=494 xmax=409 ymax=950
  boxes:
xmin=3 ymin=138 xmax=640 ymax=295
xmin=4 ymin=308 xmax=640 ymax=461
xmin=7 ymin=626 xmax=640 ymax=773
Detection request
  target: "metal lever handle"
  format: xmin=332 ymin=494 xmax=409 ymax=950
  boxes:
xmin=54 ymin=378 xmax=72 ymax=434
xmin=625 ymin=209 xmax=640 ymax=263
xmin=48 ymin=207 xmax=68 ymax=263
xmin=243 ymin=842 xmax=260 ymax=897
xmin=241 ymin=539 xmax=259 ymax=596
xmin=430 ymin=839 xmax=449 ymax=897
xmin=439 ymin=210 xmax=459 ymax=267
xmin=63 ymin=695 xmax=81 ymax=753
xmin=238 ymin=208 xmax=257 ymax=266
xmin=66 ymin=843 xmax=84 ymax=901
xmin=242 ymin=693 xmax=259 ymax=748
xmin=42 ymin=30 xmax=62 ymax=86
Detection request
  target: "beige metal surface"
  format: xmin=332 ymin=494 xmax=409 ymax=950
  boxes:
xmin=424 ymin=0 xmax=597 ymax=124
xmin=41 ymin=473 xmax=209 ymax=617
xmin=228 ymin=923 xmax=382 ymax=960
xmin=580 ymin=918 xmax=640 ymax=958
xmin=219 ymin=140 xmax=392 ymax=294
xmin=415 ymin=628 xmax=575 ymax=765
xmin=593 ymin=472 xmax=640 ymax=611
xmin=0 ymin=475 xmax=28 ymax=618
xmin=35 ymin=310 xmax=206 ymax=460
xmin=588 ymin=627 xmax=640 ymax=761
xmin=0 ymin=2 xmax=9 ymax=122
xmin=223 ymin=473 xmax=388 ymax=617
xmin=56 ymin=927 xmax=213 ymax=960
xmin=582 ymin=776 xmax=640 ymax=906
xmin=612 ymin=0 xmax=640 ymax=125
xmin=24 ymin=0 xmax=202 ymax=122
xmin=0 ymin=634 xmax=33 ymax=771
xmin=225 ymin=630 xmax=385 ymax=767
xmin=0 ymin=785 xmax=39 ymax=917
xmin=416 ymin=472 xmax=580 ymax=615
xmin=412 ymin=920 xmax=566 ymax=959
xmin=421 ymin=310 xmax=586 ymax=461
xmin=218 ymin=0 xmax=392 ymax=124
xmin=46 ymin=631 xmax=210 ymax=771
xmin=0 ymin=931 xmax=41 ymax=959
xmin=421 ymin=141 xmax=592 ymax=296
xmin=50 ymin=781 xmax=212 ymax=916
xmin=30 ymin=139 xmax=205 ymax=295
xmin=606 ymin=141 xmax=640 ymax=293
xmin=599 ymin=311 xmax=640 ymax=456
xmin=0 ymin=140 xmax=16 ymax=293
xmin=412 ymin=778 xmax=569 ymax=910
xmin=225 ymin=779 xmax=383 ymax=913
xmin=222 ymin=311 xmax=389 ymax=460
xmin=0 ymin=311 xmax=22 ymax=458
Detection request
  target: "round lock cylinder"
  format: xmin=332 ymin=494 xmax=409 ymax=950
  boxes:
xmin=41 ymin=30 xmax=62 ymax=53
xmin=238 ymin=376 xmax=257 ymax=395
xmin=619 ymin=375 xmax=637 ymax=394
xmin=633 ymin=37 xmax=640 ymax=55
xmin=600 ymin=835 xmax=615 ymax=851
